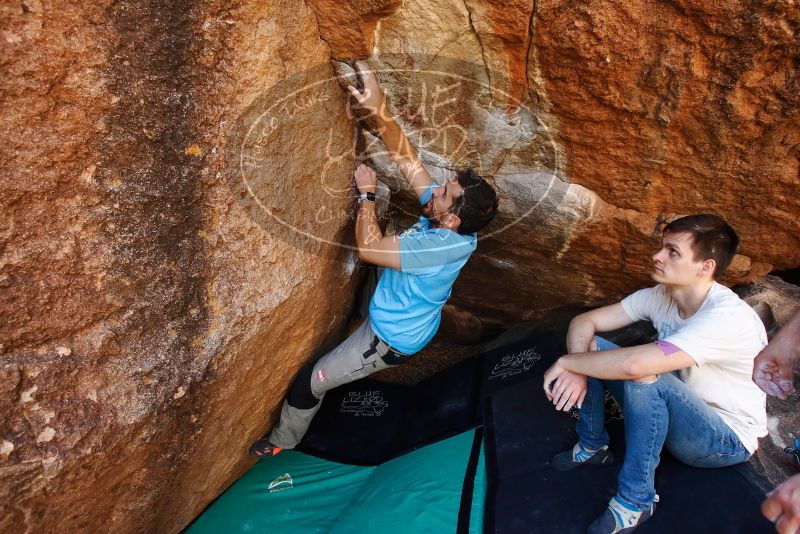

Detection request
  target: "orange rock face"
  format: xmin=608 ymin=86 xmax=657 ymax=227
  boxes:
xmin=1 ymin=1 xmax=360 ymax=532
xmin=361 ymin=0 xmax=799 ymax=325
xmin=1 ymin=0 xmax=798 ymax=532
xmin=531 ymin=0 xmax=800 ymax=262
xmin=306 ymin=0 xmax=402 ymax=60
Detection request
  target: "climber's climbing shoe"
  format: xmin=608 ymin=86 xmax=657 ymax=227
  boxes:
xmin=249 ymin=437 xmax=283 ymax=459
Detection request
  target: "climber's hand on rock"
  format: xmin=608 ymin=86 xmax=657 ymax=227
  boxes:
xmin=347 ymin=62 xmax=385 ymax=117
xmin=762 ymin=474 xmax=800 ymax=534
xmin=354 ymin=164 xmax=377 ymax=194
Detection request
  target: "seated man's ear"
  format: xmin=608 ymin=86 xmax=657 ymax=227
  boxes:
xmin=439 ymin=212 xmax=461 ymax=231
xmin=700 ymin=258 xmax=716 ymax=277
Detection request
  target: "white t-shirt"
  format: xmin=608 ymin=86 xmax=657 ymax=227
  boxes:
xmin=621 ymin=283 xmax=768 ymax=453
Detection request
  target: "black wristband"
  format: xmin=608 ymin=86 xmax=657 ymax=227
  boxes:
xmin=358 ymin=192 xmax=376 ymax=203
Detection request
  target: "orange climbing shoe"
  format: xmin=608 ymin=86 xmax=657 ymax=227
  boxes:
xmin=249 ymin=437 xmax=283 ymax=458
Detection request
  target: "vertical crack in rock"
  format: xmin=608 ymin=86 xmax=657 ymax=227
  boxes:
xmin=522 ymin=0 xmax=537 ymax=107
xmin=463 ymin=0 xmax=493 ymax=99
xmin=304 ymin=0 xmax=402 ymax=61
xmin=461 ymin=0 xmax=535 ymax=113
xmin=523 ymin=0 xmax=568 ymax=182
xmin=525 ymin=0 xmax=539 ymax=105
xmin=305 ymin=0 xmax=336 ymax=58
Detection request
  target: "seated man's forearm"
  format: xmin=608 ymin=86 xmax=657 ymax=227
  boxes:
xmin=559 ymin=346 xmax=642 ymax=380
xmin=566 ymin=314 xmax=597 ymax=354
xmin=566 ymin=303 xmax=635 ymax=356
xmin=559 ymin=344 xmax=695 ymax=381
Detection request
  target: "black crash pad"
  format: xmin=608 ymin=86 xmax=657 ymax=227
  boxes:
xmin=293 ymin=332 xmax=773 ymax=533
xmin=297 ymin=356 xmax=482 ymax=465
xmin=481 ymin=335 xmax=774 ymax=533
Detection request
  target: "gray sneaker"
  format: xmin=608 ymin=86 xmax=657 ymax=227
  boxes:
xmin=588 ymin=496 xmax=657 ymax=534
xmin=551 ymin=442 xmax=614 ymax=471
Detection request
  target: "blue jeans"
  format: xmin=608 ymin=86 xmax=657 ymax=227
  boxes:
xmin=576 ymin=337 xmax=751 ymax=511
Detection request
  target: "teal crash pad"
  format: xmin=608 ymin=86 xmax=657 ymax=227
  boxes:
xmin=188 ymin=429 xmax=486 ymax=533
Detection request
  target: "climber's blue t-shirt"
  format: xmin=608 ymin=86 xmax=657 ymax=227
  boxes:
xmin=369 ymin=183 xmax=477 ymax=355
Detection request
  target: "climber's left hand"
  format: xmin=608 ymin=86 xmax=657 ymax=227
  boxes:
xmin=354 ymin=163 xmax=377 ymax=194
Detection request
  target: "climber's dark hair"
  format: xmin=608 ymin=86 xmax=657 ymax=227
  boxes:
xmin=449 ymin=169 xmax=498 ymax=235
xmin=663 ymin=214 xmax=740 ymax=278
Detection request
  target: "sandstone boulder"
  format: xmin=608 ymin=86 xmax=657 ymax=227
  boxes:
xmin=1 ymin=1 xmax=360 ymax=531
xmin=2 ymin=0 xmax=799 ymax=532
xmin=342 ymin=0 xmax=799 ymax=326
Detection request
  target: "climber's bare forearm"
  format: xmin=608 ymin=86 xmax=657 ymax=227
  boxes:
xmin=355 ymin=201 xmax=400 ymax=270
xmin=372 ymin=104 xmax=434 ymax=201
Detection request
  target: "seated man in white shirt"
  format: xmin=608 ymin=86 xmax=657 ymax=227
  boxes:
xmin=543 ymin=214 xmax=768 ymax=534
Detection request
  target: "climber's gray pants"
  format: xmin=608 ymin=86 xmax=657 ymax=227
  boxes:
xmin=268 ymin=318 xmax=412 ymax=449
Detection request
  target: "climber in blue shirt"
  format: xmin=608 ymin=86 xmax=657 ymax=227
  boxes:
xmin=368 ymin=179 xmax=478 ymax=355
xmin=249 ymin=64 xmax=498 ymax=457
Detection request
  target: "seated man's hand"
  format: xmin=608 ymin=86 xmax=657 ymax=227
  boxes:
xmin=354 ymin=164 xmax=377 ymax=194
xmin=753 ymin=341 xmax=796 ymax=400
xmin=552 ymin=370 xmax=587 ymax=411
xmin=347 ymin=63 xmax=385 ymax=117
xmin=762 ymin=473 xmax=800 ymax=534
xmin=543 ymin=360 xmax=587 ymax=411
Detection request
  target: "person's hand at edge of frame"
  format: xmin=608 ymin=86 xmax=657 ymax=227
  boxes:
xmin=753 ymin=335 xmax=797 ymax=400
xmin=763 ymin=474 xmax=800 ymax=534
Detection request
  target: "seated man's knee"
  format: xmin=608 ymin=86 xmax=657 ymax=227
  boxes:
xmin=622 ymin=376 xmax=662 ymax=403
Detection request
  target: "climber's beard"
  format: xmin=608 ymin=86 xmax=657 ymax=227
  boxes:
xmin=421 ymin=197 xmax=435 ymax=219
xmin=421 ymin=198 xmax=448 ymax=228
